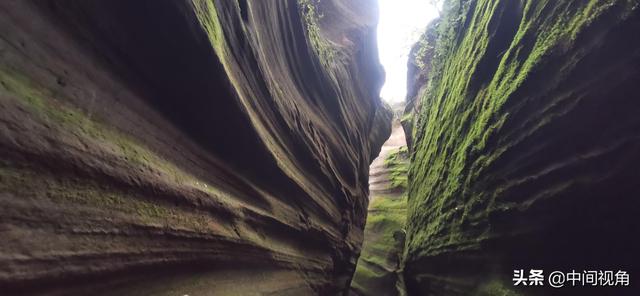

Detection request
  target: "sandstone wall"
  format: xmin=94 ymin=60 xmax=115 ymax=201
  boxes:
xmin=404 ymin=0 xmax=640 ymax=294
xmin=0 ymin=1 xmax=390 ymax=294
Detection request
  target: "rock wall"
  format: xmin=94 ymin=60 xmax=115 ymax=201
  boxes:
xmin=401 ymin=20 xmax=438 ymax=152
xmin=0 ymin=0 xmax=390 ymax=294
xmin=404 ymin=0 xmax=640 ymax=295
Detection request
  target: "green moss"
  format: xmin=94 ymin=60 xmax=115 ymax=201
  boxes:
xmin=0 ymin=166 xmax=213 ymax=231
xmin=190 ymin=0 xmax=226 ymax=56
xmin=298 ymin=0 xmax=338 ymax=66
xmin=384 ymin=146 xmax=409 ymax=190
xmin=367 ymin=196 xmax=407 ymax=251
xmin=400 ymin=112 xmax=413 ymax=124
xmin=0 ymin=66 xmax=236 ymax=207
xmin=351 ymin=261 xmax=390 ymax=296
xmin=413 ymin=22 xmax=439 ymax=71
xmin=351 ymin=194 xmax=407 ymax=295
xmin=405 ymin=0 xmax=635 ymax=259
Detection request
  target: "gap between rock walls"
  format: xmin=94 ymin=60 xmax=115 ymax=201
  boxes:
xmin=1 ymin=1 xmax=640 ymax=296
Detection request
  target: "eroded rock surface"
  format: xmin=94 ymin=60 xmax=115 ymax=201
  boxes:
xmin=0 ymin=0 xmax=390 ymax=294
xmin=404 ymin=0 xmax=640 ymax=295
xmin=350 ymin=120 xmax=408 ymax=296
xmin=401 ymin=20 xmax=438 ymax=152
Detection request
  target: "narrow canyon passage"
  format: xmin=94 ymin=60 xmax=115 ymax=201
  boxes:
xmin=1 ymin=0 xmax=640 ymax=296
xmin=351 ymin=116 xmax=409 ymax=296
xmin=368 ymin=120 xmax=407 ymax=201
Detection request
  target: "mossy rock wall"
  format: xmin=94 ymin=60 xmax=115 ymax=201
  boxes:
xmin=0 ymin=0 xmax=390 ymax=294
xmin=404 ymin=0 xmax=640 ymax=295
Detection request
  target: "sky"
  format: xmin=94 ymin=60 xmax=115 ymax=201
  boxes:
xmin=377 ymin=0 xmax=441 ymax=103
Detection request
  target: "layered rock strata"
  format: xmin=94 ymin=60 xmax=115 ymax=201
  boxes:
xmin=351 ymin=121 xmax=408 ymax=296
xmin=404 ymin=0 xmax=640 ymax=295
xmin=0 ymin=0 xmax=390 ymax=294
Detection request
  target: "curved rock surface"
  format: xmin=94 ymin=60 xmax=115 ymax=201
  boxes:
xmin=0 ymin=0 xmax=390 ymax=294
xmin=404 ymin=0 xmax=640 ymax=295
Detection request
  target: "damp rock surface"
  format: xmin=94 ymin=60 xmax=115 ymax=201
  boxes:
xmin=0 ymin=0 xmax=390 ymax=294
xmin=350 ymin=120 xmax=408 ymax=296
xmin=403 ymin=0 xmax=640 ymax=295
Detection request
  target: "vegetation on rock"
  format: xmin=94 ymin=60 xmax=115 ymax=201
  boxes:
xmin=0 ymin=0 xmax=389 ymax=294
xmin=351 ymin=126 xmax=409 ymax=296
xmin=403 ymin=0 xmax=640 ymax=294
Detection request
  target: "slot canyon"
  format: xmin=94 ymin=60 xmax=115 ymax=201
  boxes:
xmin=1 ymin=0 xmax=639 ymax=295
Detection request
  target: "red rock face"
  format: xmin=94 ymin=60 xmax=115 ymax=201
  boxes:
xmin=0 ymin=0 xmax=390 ymax=294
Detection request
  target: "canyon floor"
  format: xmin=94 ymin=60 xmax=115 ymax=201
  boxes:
xmin=368 ymin=121 xmax=407 ymax=201
xmin=351 ymin=120 xmax=409 ymax=296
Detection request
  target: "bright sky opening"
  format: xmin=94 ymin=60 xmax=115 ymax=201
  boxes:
xmin=377 ymin=0 xmax=441 ymax=103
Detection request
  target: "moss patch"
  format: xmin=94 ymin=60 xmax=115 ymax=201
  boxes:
xmin=0 ymin=66 xmax=237 ymax=206
xmin=384 ymin=146 xmax=409 ymax=190
xmin=403 ymin=0 xmax=639 ymax=293
xmin=405 ymin=0 xmax=637 ymax=258
xmin=351 ymin=194 xmax=407 ymax=295
xmin=0 ymin=166 xmax=215 ymax=232
xmin=298 ymin=0 xmax=338 ymax=66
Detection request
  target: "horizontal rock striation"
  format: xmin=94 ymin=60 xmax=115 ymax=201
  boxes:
xmin=350 ymin=121 xmax=409 ymax=296
xmin=0 ymin=0 xmax=390 ymax=294
xmin=404 ymin=0 xmax=640 ymax=295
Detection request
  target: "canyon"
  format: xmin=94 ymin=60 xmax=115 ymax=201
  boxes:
xmin=1 ymin=0 xmax=640 ymax=296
